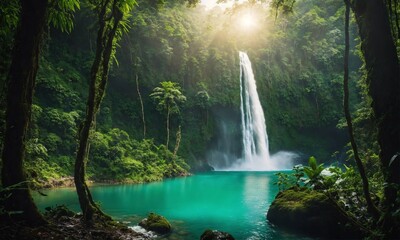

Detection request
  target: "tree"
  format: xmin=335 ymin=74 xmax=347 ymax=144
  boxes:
xmin=150 ymin=81 xmax=186 ymax=149
xmin=74 ymin=0 xmax=135 ymax=224
xmin=131 ymin=53 xmax=146 ymax=138
xmin=343 ymin=0 xmax=379 ymax=219
xmin=1 ymin=0 xmax=49 ymax=225
xmin=136 ymin=73 xmax=146 ymax=138
xmin=195 ymin=89 xmax=210 ymax=125
xmin=349 ymin=0 xmax=400 ymax=235
xmin=1 ymin=0 xmax=80 ymax=226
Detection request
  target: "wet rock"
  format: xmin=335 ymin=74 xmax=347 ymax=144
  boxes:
xmin=139 ymin=213 xmax=171 ymax=234
xmin=200 ymin=229 xmax=235 ymax=240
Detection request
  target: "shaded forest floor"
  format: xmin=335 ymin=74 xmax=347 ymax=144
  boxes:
xmin=0 ymin=206 xmax=149 ymax=240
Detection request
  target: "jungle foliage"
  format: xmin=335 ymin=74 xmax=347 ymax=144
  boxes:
xmin=1 ymin=0 xmax=399 ymax=237
xmin=1 ymin=0 xmax=362 ymax=185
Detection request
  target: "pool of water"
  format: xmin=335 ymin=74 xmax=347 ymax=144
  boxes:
xmin=34 ymin=171 xmax=311 ymax=240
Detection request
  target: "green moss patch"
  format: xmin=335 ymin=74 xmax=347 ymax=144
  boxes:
xmin=267 ymin=189 xmax=361 ymax=238
xmin=139 ymin=212 xmax=172 ymax=234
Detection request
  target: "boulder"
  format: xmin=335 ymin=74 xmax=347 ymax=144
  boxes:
xmin=200 ymin=229 xmax=235 ymax=240
xmin=267 ymin=189 xmax=361 ymax=238
xmin=139 ymin=213 xmax=171 ymax=234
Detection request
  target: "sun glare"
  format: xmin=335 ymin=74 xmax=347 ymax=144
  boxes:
xmin=240 ymin=14 xmax=257 ymax=29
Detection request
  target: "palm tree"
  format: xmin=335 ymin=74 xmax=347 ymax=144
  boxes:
xmin=150 ymin=81 xmax=186 ymax=149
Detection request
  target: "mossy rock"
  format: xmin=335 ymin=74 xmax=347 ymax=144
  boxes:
xmin=200 ymin=229 xmax=235 ymax=240
xmin=267 ymin=189 xmax=361 ymax=238
xmin=139 ymin=213 xmax=171 ymax=234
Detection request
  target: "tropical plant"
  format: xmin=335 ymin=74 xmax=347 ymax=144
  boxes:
xmin=303 ymin=156 xmax=324 ymax=186
xmin=274 ymin=164 xmax=305 ymax=191
xmin=150 ymin=81 xmax=186 ymax=149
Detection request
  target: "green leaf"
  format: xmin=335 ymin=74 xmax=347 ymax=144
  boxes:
xmin=308 ymin=156 xmax=317 ymax=170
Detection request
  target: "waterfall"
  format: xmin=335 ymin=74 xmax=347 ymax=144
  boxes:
xmin=238 ymin=51 xmax=271 ymax=170
xmin=207 ymin=52 xmax=297 ymax=171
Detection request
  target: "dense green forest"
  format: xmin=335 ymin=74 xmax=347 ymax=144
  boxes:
xmin=2 ymin=0 xmax=361 ymax=186
xmin=1 ymin=0 xmax=400 ymax=239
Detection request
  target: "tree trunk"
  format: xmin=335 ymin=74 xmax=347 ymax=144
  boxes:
xmin=351 ymin=0 xmax=400 ymax=235
xmin=166 ymin=106 xmax=170 ymax=149
xmin=136 ymin=74 xmax=146 ymax=138
xmin=74 ymin=0 xmax=121 ymax=224
xmin=74 ymin=0 xmax=107 ymax=223
xmin=173 ymin=125 xmax=182 ymax=157
xmin=1 ymin=0 xmax=48 ymax=226
xmin=74 ymin=119 xmax=96 ymax=222
xmin=343 ymin=0 xmax=379 ymax=220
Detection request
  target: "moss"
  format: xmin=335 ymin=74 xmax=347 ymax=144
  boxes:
xmin=139 ymin=212 xmax=172 ymax=234
xmin=267 ymin=189 xmax=361 ymax=238
xmin=272 ymin=189 xmax=329 ymax=211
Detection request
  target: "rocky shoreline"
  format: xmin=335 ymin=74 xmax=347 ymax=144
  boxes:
xmin=0 ymin=206 xmax=149 ymax=240
xmin=36 ymin=176 xmax=76 ymax=189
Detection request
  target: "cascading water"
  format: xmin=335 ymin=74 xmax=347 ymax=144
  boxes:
xmin=237 ymin=51 xmax=271 ymax=169
xmin=208 ymin=52 xmax=296 ymax=171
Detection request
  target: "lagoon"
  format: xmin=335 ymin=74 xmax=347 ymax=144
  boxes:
xmin=35 ymin=171 xmax=310 ymax=240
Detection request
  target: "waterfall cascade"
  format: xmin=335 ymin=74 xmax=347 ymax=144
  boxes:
xmin=208 ymin=52 xmax=296 ymax=171
xmin=237 ymin=51 xmax=271 ymax=170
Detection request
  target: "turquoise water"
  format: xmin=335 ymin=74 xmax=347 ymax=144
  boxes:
xmin=35 ymin=171 xmax=309 ymax=240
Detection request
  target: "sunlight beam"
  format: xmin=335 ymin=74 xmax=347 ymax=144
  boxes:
xmin=240 ymin=14 xmax=257 ymax=29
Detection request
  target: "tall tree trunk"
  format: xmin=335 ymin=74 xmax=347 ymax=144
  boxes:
xmin=74 ymin=0 xmax=108 ymax=223
xmin=343 ymin=0 xmax=379 ymax=220
xmin=75 ymin=0 xmax=121 ymax=224
xmin=136 ymin=74 xmax=146 ymax=138
xmin=1 ymin=0 xmax=48 ymax=226
xmin=166 ymin=106 xmax=170 ymax=149
xmin=351 ymin=0 xmax=400 ymax=235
